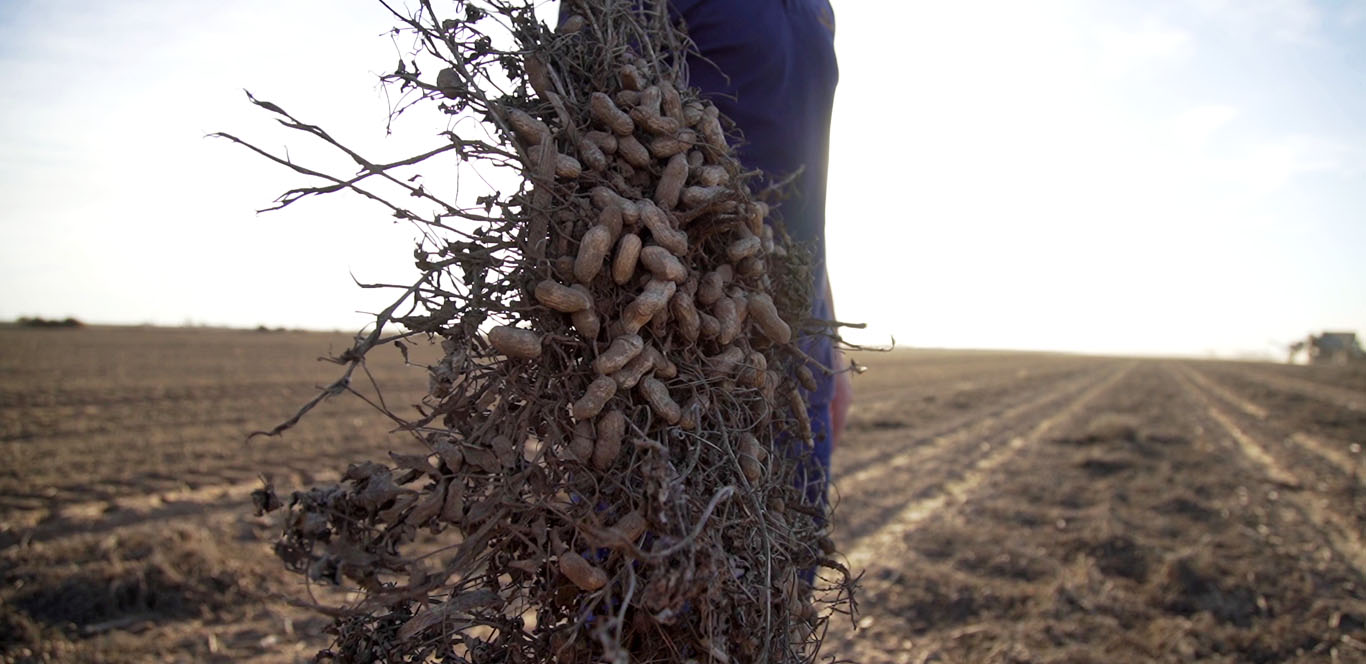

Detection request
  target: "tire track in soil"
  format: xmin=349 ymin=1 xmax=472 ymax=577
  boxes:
xmin=840 ymin=362 xmax=1135 ymax=572
xmin=1288 ymin=432 xmax=1366 ymax=483
xmin=1175 ymin=363 xmax=1366 ymax=483
xmin=849 ymin=356 xmax=1097 ymax=405
xmin=1213 ymin=363 xmax=1366 ymax=413
xmin=0 ymin=424 xmax=425 ymax=507
xmin=835 ymin=363 xmax=1109 ymax=483
xmin=829 ymin=363 xmax=1366 ymax=664
xmin=1 ymin=463 xmax=350 ymax=548
xmin=1171 ymin=364 xmax=1366 ymax=578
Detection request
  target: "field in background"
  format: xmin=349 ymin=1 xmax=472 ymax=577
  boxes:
xmin=2 ymin=327 xmax=1364 ymax=662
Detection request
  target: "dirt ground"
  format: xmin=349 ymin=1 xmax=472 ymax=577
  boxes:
xmin=3 ymin=327 xmax=1365 ymax=662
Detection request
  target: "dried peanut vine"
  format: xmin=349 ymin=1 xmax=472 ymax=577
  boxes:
xmin=226 ymin=1 xmax=858 ymax=662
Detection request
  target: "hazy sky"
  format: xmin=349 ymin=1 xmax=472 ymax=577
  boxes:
xmin=2 ymin=0 xmax=1363 ymax=357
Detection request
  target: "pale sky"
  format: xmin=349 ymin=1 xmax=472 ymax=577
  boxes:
xmin=2 ymin=0 xmax=1364 ymax=357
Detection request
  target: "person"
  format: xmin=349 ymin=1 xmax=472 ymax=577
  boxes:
xmin=672 ymin=0 xmax=852 ymax=507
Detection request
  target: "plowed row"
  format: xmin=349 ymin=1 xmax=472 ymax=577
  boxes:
xmin=829 ymin=357 xmax=1366 ymax=663
xmin=2 ymin=328 xmax=1364 ymax=662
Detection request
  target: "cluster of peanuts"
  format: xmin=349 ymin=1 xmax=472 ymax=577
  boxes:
xmin=482 ymin=47 xmax=816 ymax=555
xmin=255 ymin=10 xmax=847 ymax=660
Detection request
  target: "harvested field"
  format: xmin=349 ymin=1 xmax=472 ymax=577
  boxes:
xmin=4 ymin=326 xmax=1366 ymax=662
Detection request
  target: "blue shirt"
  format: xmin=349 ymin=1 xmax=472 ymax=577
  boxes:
xmin=673 ymin=0 xmax=839 ymax=305
xmin=675 ymin=1 xmax=839 ymax=415
xmin=673 ymin=3 xmax=839 ymax=504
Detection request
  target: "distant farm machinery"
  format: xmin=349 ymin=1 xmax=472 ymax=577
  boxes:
xmin=1287 ymin=332 xmax=1366 ymax=365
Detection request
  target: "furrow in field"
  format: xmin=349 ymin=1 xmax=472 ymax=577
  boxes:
xmin=1287 ymin=432 xmax=1365 ymax=481
xmin=840 ymin=363 xmax=1134 ymax=571
xmin=1 ymin=469 xmax=344 ymax=548
xmin=1176 ymin=363 xmax=1366 ymax=482
xmin=849 ymin=356 xmax=1094 ymax=403
xmin=835 ymin=361 xmax=1106 ymax=481
xmin=1177 ymin=364 xmax=1268 ymax=419
xmin=1172 ymin=366 xmax=1366 ymax=578
xmin=836 ymin=363 xmax=1114 ymax=491
xmin=1219 ymin=364 xmax=1366 ymax=413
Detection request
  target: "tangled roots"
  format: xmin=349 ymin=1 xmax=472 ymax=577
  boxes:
xmin=235 ymin=1 xmax=857 ymax=662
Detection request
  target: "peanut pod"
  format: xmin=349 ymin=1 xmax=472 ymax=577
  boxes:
xmin=738 ymin=432 xmax=764 ymax=483
xmin=679 ymin=397 xmax=701 ymax=430
xmin=737 ymin=255 xmax=765 ymax=278
xmin=631 ymin=108 xmax=680 ymax=136
xmin=535 ymin=279 xmax=592 ymax=313
xmin=670 ymin=290 xmax=701 ymax=342
xmin=660 ymin=80 xmax=684 ymax=123
xmin=694 ymin=165 xmax=729 ymax=186
xmin=559 ymin=551 xmax=609 ymax=591
xmin=570 ymin=420 xmax=595 ymax=463
xmin=584 ymin=130 xmax=618 ymax=154
xmin=707 ymin=346 xmax=745 ymax=376
xmin=593 ymin=409 xmax=626 ymax=470
xmin=680 ymin=185 xmax=726 ymax=209
xmin=714 ymin=296 xmax=740 ymax=345
xmin=747 ymin=293 xmax=792 ymax=344
xmin=683 ymin=100 xmax=704 ymax=126
xmin=578 ymin=138 xmax=607 ymax=171
xmin=700 ymin=104 xmax=726 ymax=150
xmin=698 ymin=312 xmax=721 ymax=339
xmin=637 ymin=85 xmax=662 ymax=115
xmin=617 ymin=135 xmax=651 ymax=168
xmin=611 ymin=510 xmax=647 ymax=546
xmin=697 ymin=271 xmax=723 ymax=306
xmin=649 ymin=133 xmax=691 ymax=159
xmin=571 ymin=306 xmax=600 ymax=340
xmin=590 ymin=187 xmax=636 ymax=225
xmin=727 ymin=234 xmax=762 ymax=263
xmin=619 ymin=64 xmax=645 ymax=91
xmin=612 ymin=233 xmax=642 ymax=285
xmin=638 ymin=376 xmax=681 ymax=425
xmin=593 ymin=334 xmax=644 ymax=375
xmin=589 ymin=91 xmax=634 ymax=136
xmin=638 ymin=201 xmax=688 ymax=255
xmin=746 ymin=201 xmax=768 ymax=236
xmin=564 ymin=148 xmax=594 ymax=181
xmin=506 ymin=107 xmax=550 ymax=146
xmin=738 ymin=351 xmax=768 ymax=388
xmin=612 ymin=349 xmax=655 ymax=390
xmin=572 ymin=376 xmax=617 ymax=420
xmin=641 ymin=346 xmax=674 ymax=379
xmin=788 ymin=387 xmax=813 ymax=442
xmin=574 ymin=224 xmax=613 ymax=284
xmin=615 ymin=89 xmax=641 ymax=108
xmin=488 ymin=325 xmax=542 ymax=359
xmin=552 ymin=255 xmax=575 ymax=281
xmin=655 ymin=152 xmax=688 ymax=209
xmin=622 ymin=280 xmax=676 ymax=334
xmin=649 ymin=298 xmax=670 ymax=336
xmin=730 ymin=290 xmax=749 ymax=328
xmin=639 ymin=245 xmax=687 ymax=283
xmin=523 ymin=53 xmax=552 ymax=99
